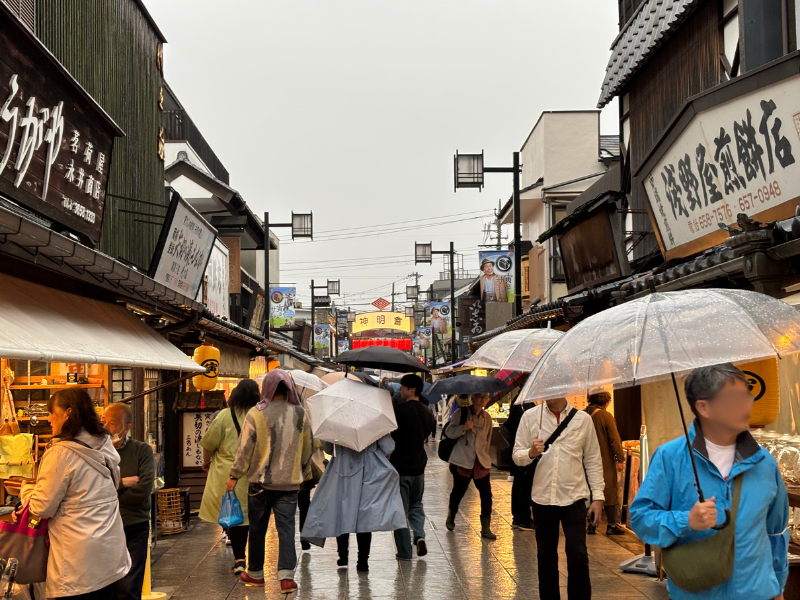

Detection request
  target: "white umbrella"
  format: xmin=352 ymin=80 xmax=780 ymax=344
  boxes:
xmin=288 ymin=369 xmax=327 ymax=392
xmin=306 ymin=379 xmax=397 ymax=452
xmin=463 ymin=328 xmax=563 ymax=372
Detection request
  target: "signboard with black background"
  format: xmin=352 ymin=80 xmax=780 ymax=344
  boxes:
xmin=0 ymin=9 xmax=123 ymax=245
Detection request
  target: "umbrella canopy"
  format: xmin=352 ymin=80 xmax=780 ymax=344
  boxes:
xmin=287 ymin=369 xmax=328 ymax=402
xmin=306 ymin=379 xmax=397 ymax=452
xmin=320 ymin=372 xmax=360 ymax=385
xmin=520 ymin=288 xmax=800 ymax=403
xmin=464 ymin=329 xmax=563 ymax=372
xmin=427 ymin=374 xmax=507 ymax=397
xmin=335 ymin=346 xmax=429 ymax=373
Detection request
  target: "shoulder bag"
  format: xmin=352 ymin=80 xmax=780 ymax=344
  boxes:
xmin=661 ymin=474 xmax=742 ymax=592
xmin=521 ymin=407 xmax=578 ymax=494
xmin=0 ymin=504 xmax=49 ymax=584
xmin=230 ymin=408 xmax=242 ymax=437
xmin=438 ymin=407 xmax=470 ymax=462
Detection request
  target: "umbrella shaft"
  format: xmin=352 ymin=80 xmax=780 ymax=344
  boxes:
xmin=671 ymin=372 xmax=705 ymax=503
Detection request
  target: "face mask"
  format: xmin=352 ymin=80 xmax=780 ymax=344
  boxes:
xmin=111 ymin=432 xmax=125 ymax=444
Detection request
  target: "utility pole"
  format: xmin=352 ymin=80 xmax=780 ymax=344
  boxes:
xmin=310 ymin=279 xmax=315 ymax=356
xmin=391 ymin=282 xmax=395 ymax=311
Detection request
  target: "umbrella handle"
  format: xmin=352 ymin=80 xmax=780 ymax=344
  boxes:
xmin=711 ymin=509 xmax=731 ymax=531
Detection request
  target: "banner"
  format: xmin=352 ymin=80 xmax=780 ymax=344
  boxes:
xmin=337 ymin=340 xmax=350 ymax=354
xmin=269 ymin=286 xmax=296 ymax=328
xmin=460 ymin=297 xmax=485 ymax=338
xmin=412 ymin=327 xmax=432 ymax=357
xmin=351 ymin=311 xmax=413 ymax=334
xmin=197 ymin=238 xmax=230 ymax=319
xmin=478 ymin=250 xmax=515 ymax=304
xmin=429 ymin=301 xmax=451 ymax=340
xmin=314 ymin=325 xmax=331 ymax=357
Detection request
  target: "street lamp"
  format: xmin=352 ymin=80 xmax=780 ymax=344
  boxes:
xmin=406 ymin=284 xmax=418 ymax=300
xmin=347 ymin=310 xmax=356 ymax=323
xmin=327 ymin=279 xmax=341 ymax=296
xmin=453 ymin=150 xmax=522 ymax=316
xmin=414 ymin=241 xmax=458 ymax=362
xmin=263 ymin=211 xmax=313 ymax=340
xmin=404 ymin=306 xmax=415 ymax=318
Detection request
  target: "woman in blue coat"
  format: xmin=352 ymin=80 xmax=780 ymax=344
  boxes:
xmin=300 ymin=435 xmax=406 ymax=572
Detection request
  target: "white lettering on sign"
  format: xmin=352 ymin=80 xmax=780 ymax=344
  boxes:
xmin=61 ymin=195 xmax=96 ymax=224
xmin=644 ymin=75 xmax=800 ymax=256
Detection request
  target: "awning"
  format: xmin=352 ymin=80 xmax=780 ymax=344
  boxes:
xmin=0 ymin=272 xmax=204 ymax=372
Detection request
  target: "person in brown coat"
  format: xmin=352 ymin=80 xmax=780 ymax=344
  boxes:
xmin=585 ymin=391 xmax=625 ymax=535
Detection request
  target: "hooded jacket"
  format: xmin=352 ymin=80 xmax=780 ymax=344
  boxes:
xmin=630 ymin=421 xmax=789 ymax=600
xmin=21 ymin=430 xmax=131 ymax=598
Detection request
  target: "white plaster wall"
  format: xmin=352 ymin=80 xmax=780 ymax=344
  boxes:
xmin=541 ymin=112 xmax=602 ymax=187
xmin=165 ymin=141 xmax=214 ymax=176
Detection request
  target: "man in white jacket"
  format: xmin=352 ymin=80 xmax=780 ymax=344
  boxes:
xmin=512 ymin=397 xmax=605 ymax=600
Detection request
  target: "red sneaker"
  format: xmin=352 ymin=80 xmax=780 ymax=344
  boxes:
xmin=239 ymin=572 xmax=265 ymax=586
xmin=280 ymin=579 xmax=298 ymax=594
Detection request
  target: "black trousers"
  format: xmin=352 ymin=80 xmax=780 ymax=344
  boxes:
xmin=532 ymin=500 xmax=591 ymax=600
xmin=227 ymin=524 xmax=249 ymax=561
xmin=55 ymin=581 xmax=118 ymax=599
xmin=336 ymin=532 xmax=372 ymax=563
xmin=298 ymin=487 xmax=311 ymax=532
xmin=510 ymin=464 xmax=533 ymax=524
xmin=448 ymin=464 xmax=492 ymax=517
xmin=116 ymin=521 xmax=149 ymax=600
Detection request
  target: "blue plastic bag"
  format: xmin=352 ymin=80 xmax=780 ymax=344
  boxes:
xmin=218 ymin=491 xmax=244 ymax=528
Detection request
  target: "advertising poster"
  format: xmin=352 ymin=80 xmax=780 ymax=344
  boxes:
xmin=269 ymin=286 xmax=296 ymax=328
xmin=478 ymin=251 xmax=515 ymax=304
xmin=429 ymin=302 xmax=451 ymax=340
xmin=412 ymin=327 xmax=432 ymax=357
xmin=337 ymin=340 xmax=350 ymax=354
xmin=314 ymin=325 xmax=331 ymax=357
xmin=197 ymin=238 xmax=230 ymax=319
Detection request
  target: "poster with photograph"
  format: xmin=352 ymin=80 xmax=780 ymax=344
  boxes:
xmin=337 ymin=340 xmax=349 ymax=354
xmin=429 ymin=302 xmax=451 ymax=340
xmin=412 ymin=327 xmax=432 ymax=357
xmin=478 ymin=250 xmax=514 ymax=304
xmin=314 ymin=325 xmax=331 ymax=357
xmin=269 ymin=286 xmax=296 ymax=328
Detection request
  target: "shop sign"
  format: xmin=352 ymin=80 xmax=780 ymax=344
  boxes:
xmin=149 ymin=192 xmax=216 ymax=298
xmin=429 ymin=302 xmax=451 ymax=340
xmin=644 ymin=74 xmax=800 ymax=259
xmin=269 ymin=286 xmax=296 ymax=328
xmin=460 ymin=297 xmax=485 ymax=337
xmin=351 ymin=311 xmax=413 ymax=334
xmin=0 ymin=15 xmax=122 ymax=245
xmin=181 ymin=411 xmax=214 ymax=468
xmin=197 ymin=238 xmax=229 ymax=319
xmin=478 ymin=251 xmax=514 ymax=304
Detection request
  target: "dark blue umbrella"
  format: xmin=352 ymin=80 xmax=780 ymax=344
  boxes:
xmin=427 ymin=374 xmax=507 ymax=397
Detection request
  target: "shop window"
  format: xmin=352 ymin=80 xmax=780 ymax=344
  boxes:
xmin=110 ymin=368 xmax=133 ymax=403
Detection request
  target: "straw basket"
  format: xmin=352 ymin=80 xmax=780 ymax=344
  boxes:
xmin=157 ymin=488 xmax=184 ymax=535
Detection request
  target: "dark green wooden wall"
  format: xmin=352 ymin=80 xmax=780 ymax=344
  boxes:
xmin=36 ymin=0 xmax=165 ymax=270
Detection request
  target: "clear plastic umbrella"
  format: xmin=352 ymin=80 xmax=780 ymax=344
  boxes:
xmin=306 ymin=379 xmax=397 ymax=452
xmin=519 ymin=288 xmax=800 ymax=526
xmin=287 ymin=370 xmax=328 ymax=402
xmin=463 ymin=328 xmax=563 ymax=372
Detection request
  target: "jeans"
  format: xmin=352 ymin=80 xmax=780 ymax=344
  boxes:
xmin=247 ymin=486 xmax=298 ymax=581
xmin=510 ymin=464 xmax=534 ymax=524
xmin=393 ymin=474 xmax=426 ymax=558
xmin=116 ymin=521 xmax=149 ymax=600
xmin=55 ymin=581 xmax=119 ymax=599
xmin=532 ymin=500 xmax=591 ymax=600
xmin=448 ymin=464 xmax=492 ymax=517
xmin=336 ymin=532 xmax=372 ymax=564
xmin=227 ymin=525 xmax=248 ymax=561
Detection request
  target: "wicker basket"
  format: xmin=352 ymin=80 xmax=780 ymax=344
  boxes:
xmin=157 ymin=488 xmax=184 ymax=535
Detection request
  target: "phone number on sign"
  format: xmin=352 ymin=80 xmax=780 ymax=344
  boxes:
xmin=61 ymin=197 xmax=96 ymax=224
xmin=738 ymin=181 xmax=782 ymax=212
xmin=687 ymin=203 xmax=734 ymax=234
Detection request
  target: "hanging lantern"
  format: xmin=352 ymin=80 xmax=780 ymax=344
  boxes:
xmin=192 ymin=343 xmax=220 ymax=392
xmin=741 ymin=357 xmax=780 ymax=427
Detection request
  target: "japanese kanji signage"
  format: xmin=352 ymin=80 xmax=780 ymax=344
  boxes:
xmin=181 ymin=411 xmax=214 ymax=468
xmin=351 ymin=311 xmax=413 ymax=334
xmin=644 ymin=74 xmax=800 ymax=259
xmin=149 ymin=192 xmax=216 ymax=298
xmin=460 ymin=297 xmax=485 ymax=338
xmin=197 ymin=238 xmax=230 ymax=319
xmin=0 ymin=14 xmax=122 ymax=244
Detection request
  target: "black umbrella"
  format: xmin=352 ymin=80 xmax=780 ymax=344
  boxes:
xmin=349 ymin=371 xmax=379 ymax=387
xmin=334 ymin=346 xmax=429 ymax=373
xmin=427 ymin=374 xmax=506 ymax=396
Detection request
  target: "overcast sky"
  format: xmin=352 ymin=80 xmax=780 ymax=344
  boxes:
xmin=145 ymin=0 xmax=620 ymax=312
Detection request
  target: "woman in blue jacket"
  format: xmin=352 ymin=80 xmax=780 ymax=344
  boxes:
xmin=631 ymin=364 xmax=789 ymax=600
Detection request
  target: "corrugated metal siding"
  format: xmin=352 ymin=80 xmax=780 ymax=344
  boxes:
xmin=2 ymin=0 xmax=35 ymax=32
xmin=627 ymin=0 xmax=720 ymax=260
xmin=36 ymin=0 xmax=165 ymax=270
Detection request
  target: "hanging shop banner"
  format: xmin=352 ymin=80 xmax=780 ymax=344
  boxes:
xmin=739 ymin=357 xmax=780 ymax=427
xmin=0 ymin=11 xmax=123 ymax=245
xmin=351 ymin=311 xmax=413 ymax=334
xmin=460 ymin=297 xmax=485 ymax=338
xmin=248 ymin=286 xmax=267 ymax=335
xmin=197 ymin=238 xmax=230 ymax=319
xmin=412 ymin=327 xmax=432 ymax=357
xmin=269 ymin=286 xmax=296 ymax=328
xmin=643 ymin=74 xmax=800 ymax=260
xmin=149 ymin=192 xmax=216 ymax=298
xmin=429 ymin=302 xmax=451 ymax=340
xmin=337 ymin=340 xmax=349 ymax=354
xmin=314 ymin=325 xmax=331 ymax=358
xmin=478 ymin=251 xmax=514 ymax=304
xmin=181 ymin=411 xmax=215 ymax=468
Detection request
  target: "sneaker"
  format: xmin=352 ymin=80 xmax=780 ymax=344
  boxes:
xmin=225 ymin=538 xmax=232 ymax=547
xmin=512 ymin=520 xmax=535 ymax=531
xmin=301 ymin=540 xmax=311 ymax=551
xmin=280 ymin=579 xmax=298 ymax=594
xmin=231 ymin=560 xmax=246 ymax=575
xmin=415 ymin=538 xmax=428 ymax=557
xmin=337 ymin=557 xmax=348 ymax=569
xmin=606 ymin=523 xmax=625 ymax=536
xmin=395 ymin=554 xmax=412 ymax=561
xmin=239 ymin=572 xmax=265 ymax=586
xmin=587 ymin=524 xmax=596 ymax=535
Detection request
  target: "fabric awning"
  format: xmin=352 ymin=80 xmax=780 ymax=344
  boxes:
xmin=0 ymin=272 xmax=204 ymax=372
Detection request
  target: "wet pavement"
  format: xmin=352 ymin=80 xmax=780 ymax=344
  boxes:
xmin=151 ymin=440 xmax=669 ymax=599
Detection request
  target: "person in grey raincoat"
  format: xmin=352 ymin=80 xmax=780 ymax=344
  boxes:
xmin=300 ymin=435 xmax=406 ymax=572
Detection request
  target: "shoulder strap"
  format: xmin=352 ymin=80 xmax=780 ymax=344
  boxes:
xmin=543 ymin=407 xmax=578 ymax=450
xmin=730 ymin=474 xmax=743 ymax=520
xmin=230 ymin=409 xmax=242 ymax=438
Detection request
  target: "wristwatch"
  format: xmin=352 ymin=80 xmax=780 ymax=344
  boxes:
xmin=28 ymin=515 xmax=42 ymax=528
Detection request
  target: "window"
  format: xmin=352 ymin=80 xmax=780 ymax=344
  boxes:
xmin=110 ymin=368 xmax=133 ymax=403
xmin=721 ymin=0 xmax=740 ymax=80
xmin=551 ymin=206 xmax=568 ymax=282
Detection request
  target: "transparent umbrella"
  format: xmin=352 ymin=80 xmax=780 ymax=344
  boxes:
xmin=287 ymin=370 xmax=328 ymax=402
xmin=519 ymin=288 xmax=800 ymax=527
xmin=463 ymin=328 xmax=563 ymax=372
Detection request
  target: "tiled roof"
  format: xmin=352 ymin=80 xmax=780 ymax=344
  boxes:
xmin=598 ymin=0 xmax=702 ymax=108
xmin=600 ymin=135 xmax=621 ymax=160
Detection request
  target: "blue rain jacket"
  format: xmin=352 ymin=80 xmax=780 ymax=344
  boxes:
xmin=631 ymin=421 xmax=789 ymax=600
xmin=300 ymin=435 xmax=406 ymax=546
